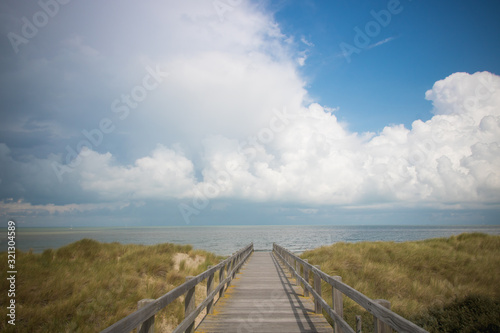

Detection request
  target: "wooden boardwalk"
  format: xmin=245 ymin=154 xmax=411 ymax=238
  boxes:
xmin=196 ymin=252 xmax=332 ymax=333
xmin=102 ymin=244 xmax=427 ymax=333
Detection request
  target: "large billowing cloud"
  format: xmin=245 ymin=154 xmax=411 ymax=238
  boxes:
xmin=73 ymin=71 xmax=500 ymax=209
xmin=2 ymin=71 xmax=499 ymax=214
xmin=0 ymin=1 xmax=499 ymax=222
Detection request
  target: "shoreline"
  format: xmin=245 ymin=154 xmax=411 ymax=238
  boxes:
xmin=2 ymin=225 xmax=500 ymax=254
xmin=2 ymin=225 xmax=500 ymax=256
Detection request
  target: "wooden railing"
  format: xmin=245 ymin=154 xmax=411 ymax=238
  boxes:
xmin=273 ymin=243 xmax=428 ymax=333
xmin=101 ymin=243 xmax=254 ymax=333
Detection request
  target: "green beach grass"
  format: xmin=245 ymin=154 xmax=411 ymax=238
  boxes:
xmin=300 ymin=233 xmax=500 ymax=332
xmin=0 ymin=239 xmax=222 ymax=332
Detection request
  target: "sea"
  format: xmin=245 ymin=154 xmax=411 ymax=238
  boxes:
xmin=4 ymin=225 xmax=500 ymax=256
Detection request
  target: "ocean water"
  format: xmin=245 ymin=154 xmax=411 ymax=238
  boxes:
xmin=4 ymin=225 xmax=500 ymax=256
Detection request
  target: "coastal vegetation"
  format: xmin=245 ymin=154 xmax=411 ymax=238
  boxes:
xmin=0 ymin=239 xmax=221 ymax=332
xmin=1 ymin=233 xmax=499 ymax=332
xmin=301 ymin=233 xmax=500 ymax=332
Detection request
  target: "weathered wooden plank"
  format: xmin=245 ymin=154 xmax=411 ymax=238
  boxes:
xmin=332 ymin=276 xmax=344 ymax=333
xmin=198 ymin=322 xmax=332 ymax=333
xmin=313 ymin=265 xmax=322 ymax=314
xmin=356 ymin=315 xmax=362 ymax=333
xmin=374 ymin=299 xmax=392 ymax=333
xmin=137 ymin=299 xmax=155 ymax=333
xmin=185 ymin=276 xmax=196 ymax=333
xmin=206 ymin=265 xmax=214 ymax=315
xmin=303 ymin=259 xmax=310 ymax=297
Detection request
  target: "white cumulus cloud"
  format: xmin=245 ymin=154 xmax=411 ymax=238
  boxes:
xmin=72 ymin=72 xmax=500 ymax=210
xmin=78 ymin=146 xmax=196 ymax=200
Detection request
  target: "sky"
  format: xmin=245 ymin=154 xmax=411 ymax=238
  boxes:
xmin=1 ymin=0 xmax=500 ymax=227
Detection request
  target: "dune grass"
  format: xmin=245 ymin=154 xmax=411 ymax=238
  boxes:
xmin=0 ymin=239 xmax=222 ymax=333
xmin=300 ymin=233 xmax=500 ymax=333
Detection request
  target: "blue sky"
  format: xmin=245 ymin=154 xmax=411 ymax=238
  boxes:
xmin=272 ymin=0 xmax=500 ymax=132
xmin=1 ymin=0 xmax=500 ymax=227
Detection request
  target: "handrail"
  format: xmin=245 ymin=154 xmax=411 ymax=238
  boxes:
xmin=101 ymin=243 xmax=254 ymax=333
xmin=172 ymin=246 xmax=253 ymax=333
xmin=272 ymin=246 xmax=355 ymax=333
xmin=273 ymin=243 xmax=428 ymax=333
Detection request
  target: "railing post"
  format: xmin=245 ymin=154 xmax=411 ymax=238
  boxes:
xmin=227 ymin=255 xmax=232 ymax=275
xmin=219 ymin=260 xmax=226 ymax=298
xmin=295 ymin=260 xmax=300 ymax=286
xmin=374 ymin=299 xmax=391 ymax=333
xmin=137 ymin=299 xmax=155 ymax=333
xmin=184 ymin=276 xmax=196 ymax=333
xmin=227 ymin=253 xmax=234 ymax=288
xmin=332 ymin=276 xmax=344 ymax=333
xmin=232 ymin=253 xmax=238 ymax=277
xmin=286 ymin=253 xmax=290 ymax=273
xmin=313 ymin=265 xmax=322 ymax=314
xmin=235 ymin=252 xmax=241 ymax=273
xmin=232 ymin=253 xmax=237 ymax=273
xmin=356 ymin=315 xmax=362 ymax=333
xmin=207 ymin=265 xmax=214 ymax=315
xmin=303 ymin=259 xmax=309 ymax=297
xmin=285 ymin=253 xmax=290 ymax=275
